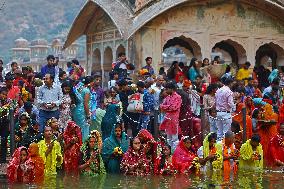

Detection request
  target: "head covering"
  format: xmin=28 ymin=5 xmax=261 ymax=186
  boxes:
xmin=268 ymin=69 xmax=278 ymax=84
xmin=252 ymin=98 xmax=267 ymax=106
xmin=63 ymin=121 xmax=82 ymax=146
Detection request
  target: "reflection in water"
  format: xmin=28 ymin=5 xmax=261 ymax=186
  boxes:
xmin=1 ymin=170 xmax=284 ymax=188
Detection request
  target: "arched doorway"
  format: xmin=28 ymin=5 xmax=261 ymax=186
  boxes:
xmin=103 ymin=47 xmax=113 ymax=87
xmin=162 ymin=36 xmax=202 ymax=67
xmin=255 ymin=43 xmax=284 ymax=69
xmin=92 ymin=48 xmax=101 ymax=74
xmin=212 ymin=39 xmax=247 ymax=67
xmin=116 ymin=44 xmax=126 ymax=58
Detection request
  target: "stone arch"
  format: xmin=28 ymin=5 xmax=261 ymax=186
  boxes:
xmin=92 ymin=48 xmax=101 ymax=73
xmin=255 ymin=42 xmax=284 ymax=68
xmin=162 ymin=36 xmax=202 ymax=65
xmin=127 ymin=0 xmax=284 ymax=39
xmin=103 ymin=47 xmax=113 ymax=72
xmin=211 ymin=39 xmax=247 ymax=66
xmin=116 ymin=44 xmax=126 ymax=58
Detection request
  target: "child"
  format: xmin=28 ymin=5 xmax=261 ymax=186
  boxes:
xmin=208 ymin=108 xmax=217 ymax=133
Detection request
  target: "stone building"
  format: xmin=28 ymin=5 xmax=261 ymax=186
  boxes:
xmin=63 ymin=0 xmax=284 ymax=81
xmin=10 ymin=37 xmax=86 ymax=72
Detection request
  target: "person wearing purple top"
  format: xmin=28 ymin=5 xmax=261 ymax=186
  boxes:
xmin=40 ymin=55 xmax=55 ymax=78
xmin=92 ymin=75 xmax=104 ymax=109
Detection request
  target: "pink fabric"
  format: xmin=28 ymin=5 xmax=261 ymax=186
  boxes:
xmin=215 ymin=86 xmax=234 ymax=112
xmin=172 ymin=140 xmax=196 ymax=174
xmin=159 ymin=92 xmax=182 ymax=135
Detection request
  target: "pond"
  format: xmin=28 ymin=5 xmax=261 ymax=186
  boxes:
xmin=1 ymin=169 xmax=284 ymax=189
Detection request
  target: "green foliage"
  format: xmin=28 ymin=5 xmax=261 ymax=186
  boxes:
xmin=0 ymin=0 xmax=85 ymax=63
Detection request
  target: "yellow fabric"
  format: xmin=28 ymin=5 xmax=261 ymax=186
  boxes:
xmin=202 ymin=133 xmax=222 ymax=170
xmin=38 ymin=139 xmax=63 ymax=176
xmin=236 ymin=68 xmax=251 ymax=80
xmin=239 ymin=139 xmax=263 ymax=170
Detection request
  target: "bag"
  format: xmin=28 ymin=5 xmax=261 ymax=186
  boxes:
xmin=127 ymin=93 xmax=144 ymax=113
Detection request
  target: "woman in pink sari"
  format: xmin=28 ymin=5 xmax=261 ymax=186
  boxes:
xmin=172 ymin=136 xmax=199 ymax=174
xmin=63 ymin=121 xmax=82 ymax=177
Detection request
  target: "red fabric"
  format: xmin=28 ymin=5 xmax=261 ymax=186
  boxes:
xmin=120 ymin=148 xmax=150 ymax=176
xmin=26 ymin=156 xmax=44 ymax=184
xmin=172 ymin=139 xmax=197 ymax=174
xmin=63 ymin=121 xmax=82 ymax=176
xmin=267 ymin=135 xmax=284 ymax=167
xmin=7 ymin=86 xmax=20 ymax=100
xmin=7 ymin=147 xmax=32 ymax=183
xmin=192 ymin=118 xmax=202 ymax=148
xmin=154 ymin=156 xmax=175 ymax=175
xmin=160 ymin=92 xmax=182 ymax=135
xmin=175 ymin=71 xmax=184 ymax=83
xmin=245 ymin=96 xmax=255 ymax=117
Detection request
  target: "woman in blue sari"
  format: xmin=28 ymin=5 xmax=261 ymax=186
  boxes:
xmin=72 ymin=76 xmax=92 ymax=141
xmin=102 ymin=122 xmax=129 ymax=174
xmin=101 ymin=104 xmax=120 ymax=140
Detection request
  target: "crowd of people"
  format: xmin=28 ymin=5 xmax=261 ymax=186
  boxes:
xmin=1 ymin=53 xmax=284 ymax=186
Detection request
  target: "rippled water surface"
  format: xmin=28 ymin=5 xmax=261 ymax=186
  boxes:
xmin=1 ymin=170 xmax=284 ymax=188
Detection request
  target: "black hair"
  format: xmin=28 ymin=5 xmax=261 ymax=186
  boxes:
xmin=164 ymin=81 xmax=177 ymax=90
xmin=83 ymin=76 xmax=93 ymax=85
xmin=61 ymin=80 xmax=77 ymax=104
xmin=46 ymin=55 xmax=55 ymax=61
xmin=271 ymin=78 xmax=280 ymax=85
xmin=252 ymin=109 xmax=260 ymax=119
xmin=245 ymin=61 xmax=251 ymax=67
xmin=251 ymin=134 xmax=261 ymax=143
xmin=130 ymin=137 xmax=140 ymax=149
xmin=231 ymin=121 xmax=241 ymax=133
xmin=214 ymin=56 xmax=220 ymax=61
xmin=208 ymin=133 xmax=217 ymax=142
xmin=145 ymin=57 xmax=152 ymax=62
xmin=118 ymin=52 xmax=126 ymax=57
xmin=46 ymin=74 xmax=54 ymax=82
xmin=67 ymin=61 xmax=72 ymax=67
xmin=225 ymin=65 xmax=231 ymax=73
xmin=22 ymin=67 xmax=28 ymax=71
xmin=189 ymin=58 xmax=197 ymax=68
xmin=178 ymin=62 xmax=184 ymax=68
xmin=0 ymin=59 xmax=3 ymax=64
xmin=222 ymin=77 xmax=233 ymax=86
xmin=159 ymin=67 xmax=165 ymax=74
xmin=0 ymin=87 xmax=8 ymax=93
xmin=205 ymin=84 xmax=218 ymax=94
xmin=4 ymin=75 xmax=14 ymax=81
xmin=159 ymin=143 xmax=171 ymax=170
xmin=208 ymin=108 xmax=217 ymax=115
xmin=136 ymin=81 xmax=145 ymax=88
xmin=71 ymin=59 xmax=80 ymax=65
xmin=11 ymin=62 xmax=17 ymax=67
xmin=59 ymin=71 xmax=66 ymax=78
xmin=272 ymin=85 xmax=279 ymax=92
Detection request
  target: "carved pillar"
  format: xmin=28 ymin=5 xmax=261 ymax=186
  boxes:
xmin=247 ymin=37 xmax=255 ymax=67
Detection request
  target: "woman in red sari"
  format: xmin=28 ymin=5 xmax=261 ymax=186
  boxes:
xmin=137 ymin=129 xmax=158 ymax=172
xmin=172 ymin=136 xmax=199 ymax=174
xmin=63 ymin=121 xmax=82 ymax=177
xmin=7 ymin=147 xmax=32 ymax=183
xmin=232 ymin=103 xmax=253 ymax=140
xmin=245 ymin=96 xmax=255 ymax=117
xmin=120 ymin=137 xmax=150 ymax=176
xmin=154 ymin=144 xmax=176 ymax=175
xmin=267 ymin=123 xmax=284 ymax=167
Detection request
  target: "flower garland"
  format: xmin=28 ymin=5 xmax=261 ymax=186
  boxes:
xmin=0 ymin=100 xmax=17 ymax=119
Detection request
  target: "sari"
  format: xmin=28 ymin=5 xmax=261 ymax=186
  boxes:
xmin=63 ymin=121 xmax=82 ymax=176
xmin=80 ymin=131 xmax=106 ymax=176
xmin=26 ymin=143 xmax=45 ymax=184
xmin=232 ymin=103 xmax=253 ymax=140
xmin=7 ymin=147 xmax=32 ymax=183
xmin=257 ymin=103 xmax=278 ymax=163
xmin=120 ymin=147 xmax=150 ymax=176
xmin=102 ymin=125 xmax=129 ymax=174
xmin=267 ymin=134 xmax=284 ymax=167
xmin=239 ymin=139 xmax=263 ymax=170
xmin=154 ymin=155 xmax=176 ymax=175
xmin=197 ymin=133 xmax=222 ymax=172
xmin=245 ymin=96 xmax=255 ymax=117
xmin=101 ymin=104 xmax=120 ymax=140
xmin=137 ymin=129 xmax=158 ymax=172
xmin=172 ymin=138 xmax=199 ymax=174
xmin=38 ymin=139 xmax=63 ymax=176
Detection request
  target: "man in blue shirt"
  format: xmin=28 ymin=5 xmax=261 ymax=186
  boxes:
xmin=142 ymin=57 xmax=155 ymax=76
xmin=37 ymin=73 xmax=63 ymax=132
xmin=41 ymin=55 xmax=55 ymax=78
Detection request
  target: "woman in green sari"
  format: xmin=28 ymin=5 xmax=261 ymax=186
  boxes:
xmin=102 ymin=121 xmax=129 ymax=174
xmin=79 ymin=130 xmax=106 ymax=176
xmin=101 ymin=104 xmax=120 ymax=140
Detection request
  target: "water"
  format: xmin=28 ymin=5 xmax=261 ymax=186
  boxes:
xmin=1 ymin=170 xmax=284 ymax=189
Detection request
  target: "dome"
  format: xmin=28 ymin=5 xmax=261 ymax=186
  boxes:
xmin=30 ymin=39 xmax=48 ymax=46
xmin=14 ymin=37 xmax=29 ymax=48
xmin=52 ymin=38 xmax=62 ymax=46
